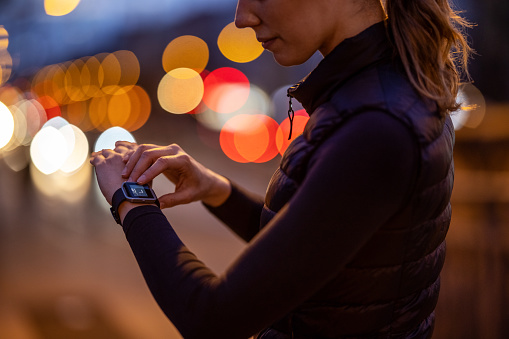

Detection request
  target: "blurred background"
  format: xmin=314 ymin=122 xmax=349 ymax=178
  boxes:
xmin=0 ymin=0 xmax=507 ymax=338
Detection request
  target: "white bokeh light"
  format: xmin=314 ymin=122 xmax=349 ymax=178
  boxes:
xmin=60 ymin=125 xmax=89 ymax=174
xmin=94 ymin=126 xmax=136 ymax=152
xmin=42 ymin=116 xmax=69 ymax=130
xmin=30 ymin=126 xmax=68 ymax=174
xmin=0 ymin=101 xmax=14 ymax=149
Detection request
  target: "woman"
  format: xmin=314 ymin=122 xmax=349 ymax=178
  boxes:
xmin=91 ymin=0 xmax=471 ymax=338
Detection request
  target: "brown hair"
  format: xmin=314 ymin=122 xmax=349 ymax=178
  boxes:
xmin=383 ymin=0 xmax=472 ymax=115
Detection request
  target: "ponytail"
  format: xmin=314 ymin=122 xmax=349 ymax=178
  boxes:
xmin=383 ymin=0 xmax=472 ymax=115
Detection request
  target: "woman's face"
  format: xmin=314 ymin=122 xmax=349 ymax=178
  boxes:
xmin=235 ymin=0 xmax=362 ymax=66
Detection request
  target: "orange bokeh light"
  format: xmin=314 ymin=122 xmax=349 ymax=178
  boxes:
xmin=276 ymin=109 xmax=310 ymax=155
xmin=220 ymin=114 xmax=279 ymax=163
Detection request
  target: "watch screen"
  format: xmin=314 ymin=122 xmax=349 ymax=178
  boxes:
xmin=129 ymin=184 xmax=148 ymax=197
xmin=123 ymin=182 xmax=155 ymax=199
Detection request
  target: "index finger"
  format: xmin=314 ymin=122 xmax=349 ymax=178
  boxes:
xmin=122 ymin=145 xmax=147 ymax=179
xmin=128 ymin=147 xmax=179 ymax=184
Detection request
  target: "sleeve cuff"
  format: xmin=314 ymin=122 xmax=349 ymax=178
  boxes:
xmin=122 ymin=205 xmax=165 ymax=236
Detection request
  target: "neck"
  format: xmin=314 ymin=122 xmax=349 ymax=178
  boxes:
xmin=319 ymin=2 xmax=386 ymax=57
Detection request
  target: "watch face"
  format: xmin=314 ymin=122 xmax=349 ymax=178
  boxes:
xmin=122 ymin=182 xmax=156 ymax=200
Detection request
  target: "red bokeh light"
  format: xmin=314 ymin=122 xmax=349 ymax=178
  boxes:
xmin=37 ymin=95 xmax=62 ymax=120
xmin=202 ymin=67 xmax=250 ymax=114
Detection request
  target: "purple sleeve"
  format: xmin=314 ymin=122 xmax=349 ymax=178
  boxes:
xmin=203 ymin=181 xmax=264 ymax=242
xmin=122 ymin=111 xmax=418 ymax=339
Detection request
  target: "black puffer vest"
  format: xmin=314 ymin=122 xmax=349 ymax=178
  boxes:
xmin=259 ymin=22 xmax=454 ymax=338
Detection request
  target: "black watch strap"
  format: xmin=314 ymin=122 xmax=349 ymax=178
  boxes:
xmin=110 ymin=186 xmax=161 ymax=226
xmin=110 ymin=187 xmax=127 ymax=225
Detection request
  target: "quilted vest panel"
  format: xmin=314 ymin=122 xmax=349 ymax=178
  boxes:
xmin=260 ymin=62 xmax=454 ymax=338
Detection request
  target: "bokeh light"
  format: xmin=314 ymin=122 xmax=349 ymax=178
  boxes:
xmin=162 ymin=35 xmax=209 ymax=74
xmin=0 ymin=26 xmax=8 ymax=50
xmin=30 ymin=161 xmax=91 ymax=203
xmin=276 ymin=109 xmax=310 ymax=155
xmin=30 ymin=126 xmax=68 ymax=174
xmin=8 ymin=105 xmax=29 ymax=148
xmin=0 ymin=49 xmax=12 ymax=86
xmin=30 ymin=117 xmax=89 ymax=175
xmin=202 ymin=67 xmax=250 ymax=114
xmin=100 ymin=50 xmax=140 ymax=95
xmin=3 ymin=146 xmax=30 ymax=172
xmin=452 ymin=83 xmax=486 ymax=130
xmin=81 ymin=56 xmax=103 ymax=98
xmin=220 ymin=114 xmax=279 ymax=163
xmin=0 ymin=85 xmax=23 ymax=106
xmin=59 ymin=124 xmax=89 ymax=174
xmin=38 ymin=95 xmax=62 ymax=120
xmin=44 ymin=0 xmax=81 ymax=16
xmin=195 ymin=84 xmax=271 ymax=132
xmin=218 ymin=22 xmax=264 ymax=63
xmin=94 ymin=126 xmax=136 ymax=152
xmin=18 ymin=99 xmax=47 ymax=138
xmin=158 ymin=67 xmax=204 ymax=114
xmin=0 ymin=101 xmax=14 ymax=149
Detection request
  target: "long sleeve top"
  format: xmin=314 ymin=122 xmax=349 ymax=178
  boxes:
xmin=122 ymin=110 xmax=418 ymax=339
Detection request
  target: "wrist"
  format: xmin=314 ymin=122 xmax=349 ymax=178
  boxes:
xmin=118 ymin=201 xmax=158 ymax=224
xmin=202 ymin=174 xmax=231 ymax=207
xmin=110 ymin=183 xmax=160 ymax=225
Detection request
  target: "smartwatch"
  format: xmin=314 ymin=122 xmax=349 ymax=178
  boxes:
xmin=110 ymin=182 xmax=160 ymax=225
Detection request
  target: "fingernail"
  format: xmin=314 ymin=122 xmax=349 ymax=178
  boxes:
xmin=121 ymin=167 xmax=127 ymax=175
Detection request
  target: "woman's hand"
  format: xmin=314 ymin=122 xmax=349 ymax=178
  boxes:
xmin=89 ymin=149 xmax=126 ymax=205
xmin=117 ymin=141 xmax=231 ymax=209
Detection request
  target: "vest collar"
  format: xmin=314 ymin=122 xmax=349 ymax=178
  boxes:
xmin=288 ymin=21 xmax=393 ymax=114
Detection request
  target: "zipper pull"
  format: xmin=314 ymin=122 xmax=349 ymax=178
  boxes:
xmin=287 ymin=93 xmax=295 ymax=140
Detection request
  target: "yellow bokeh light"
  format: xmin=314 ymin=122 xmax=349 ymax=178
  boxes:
xmin=0 ymin=26 xmax=8 ymax=50
xmin=158 ymin=68 xmax=204 ymax=114
xmin=89 ymin=95 xmax=109 ymax=130
xmin=100 ymin=50 xmax=140 ymax=95
xmin=0 ymin=50 xmax=12 ymax=85
xmin=65 ymin=59 xmax=87 ymax=102
xmin=162 ymin=35 xmax=209 ymax=74
xmin=0 ymin=101 xmax=14 ymax=149
xmin=0 ymin=85 xmax=23 ymax=106
xmin=81 ymin=56 xmax=103 ymax=98
xmin=44 ymin=0 xmax=81 ymax=16
xmin=123 ymin=85 xmax=151 ymax=132
xmin=457 ymin=83 xmax=486 ymax=129
xmin=218 ymin=22 xmax=264 ymax=63
xmin=63 ymin=100 xmax=92 ymax=131
xmin=108 ymin=88 xmax=132 ymax=127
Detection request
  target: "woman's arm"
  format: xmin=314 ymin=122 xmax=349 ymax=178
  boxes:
xmin=118 ymin=111 xmax=419 ymax=339
xmin=203 ymin=181 xmax=264 ymax=242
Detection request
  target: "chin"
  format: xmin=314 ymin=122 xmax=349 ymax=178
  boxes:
xmin=272 ymin=52 xmax=311 ymax=67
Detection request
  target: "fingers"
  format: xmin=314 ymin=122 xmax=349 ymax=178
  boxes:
xmin=125 ymin=144 xmax=182 ymax=183
xmin=131 ymin=151 xmax=180 ymax=184
xmin=123 ymin=144 xmax=153 ymax=179
xmin=158 ymin=190 xmax=193 ymax=209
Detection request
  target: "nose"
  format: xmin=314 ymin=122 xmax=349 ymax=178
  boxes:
xmin=235 ymin=0 xmax=260 ymax=28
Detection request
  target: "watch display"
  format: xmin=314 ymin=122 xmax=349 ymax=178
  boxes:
xmin=122 ymin=182 xmax=157 ymax=203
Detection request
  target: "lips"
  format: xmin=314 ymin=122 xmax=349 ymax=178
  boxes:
xmin=258 ymin=37 xmax=277 ymax=50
